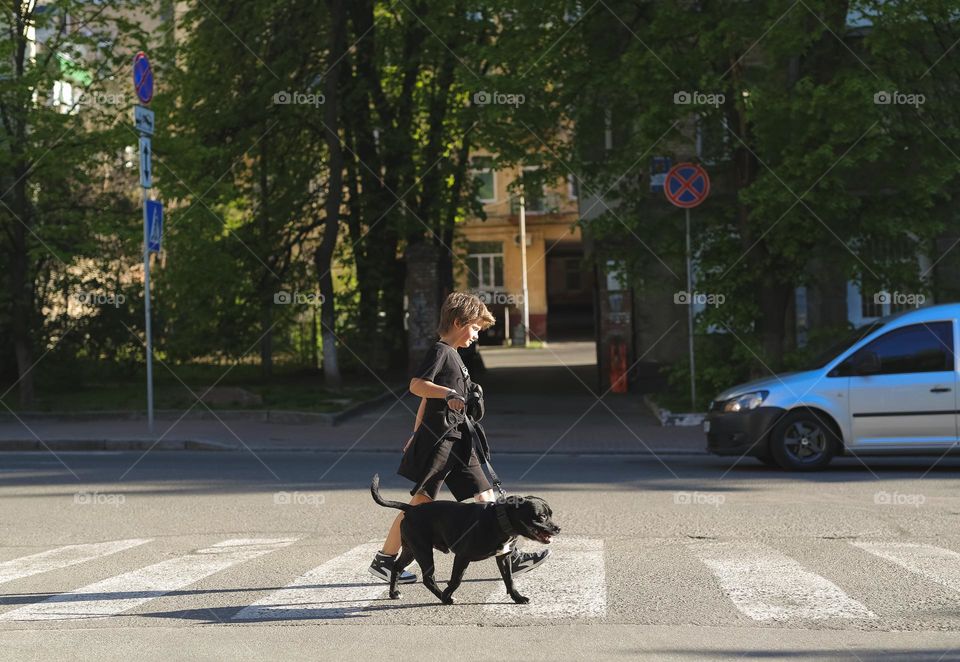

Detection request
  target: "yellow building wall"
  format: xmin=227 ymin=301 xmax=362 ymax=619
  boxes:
xmin=455 ymin=164 xmax=582 ymax=338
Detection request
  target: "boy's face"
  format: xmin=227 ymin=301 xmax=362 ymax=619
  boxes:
xmin=451 ymin=319 xmax=483 ymax=348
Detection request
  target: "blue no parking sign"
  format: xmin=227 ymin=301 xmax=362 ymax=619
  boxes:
xmin=133 ymin=52 xmax=154 ymax=104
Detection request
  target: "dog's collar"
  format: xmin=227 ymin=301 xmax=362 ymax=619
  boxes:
xmin=494 ymin=502 xmax=514 ymax=536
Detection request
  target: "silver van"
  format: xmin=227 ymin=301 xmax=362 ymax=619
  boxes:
xmin=705 ymin=303 xmax=959 ymax=470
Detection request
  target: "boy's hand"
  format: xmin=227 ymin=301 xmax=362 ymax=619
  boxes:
xmin=445 ymin=390 xmax=465 ymax=412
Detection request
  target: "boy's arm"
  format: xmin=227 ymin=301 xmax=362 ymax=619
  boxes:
xmin=413 ymin=397 xmax=426 ymax=432
xmin=403 ymin=397 xmax=427 ymax=453
xmin=409 ymin=377 xmax=457 ymax=400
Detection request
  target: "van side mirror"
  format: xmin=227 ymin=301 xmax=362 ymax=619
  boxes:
xmin=852 ymin=350 xmax=881 ymax=375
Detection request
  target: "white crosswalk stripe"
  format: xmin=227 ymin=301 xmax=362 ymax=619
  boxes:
xmin=693 ymin=541 xmax=877 ymax=622
xmin=482 ymin=537 xmax=606 ymax=618
xmin=852 ymin=541 xmax=960 ymax=594
xmin=233 ymin=541 xmax=405 ymax=621
xmin=0 ymin=538 xmax=298 ymax=622
xmin=6 ymin=536 xmax=960 ymax=624
xmin=0 ymin=539 xmax=151 ymax=586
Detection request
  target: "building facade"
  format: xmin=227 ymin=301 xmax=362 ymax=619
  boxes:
xmin=455 ymin=158 xmax=594 ymax=344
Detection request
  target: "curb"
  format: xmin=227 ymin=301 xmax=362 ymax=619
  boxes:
xmin=642 ymin=395 xmax=706 ymax=427
xmin=331 ymin=384 xmax=410 ymax=426
xmin=0 ymin=438 xmax=234 ymax=452
xmin=0 ymin=384 xmax=409 ymax=427
xmin=0 ymin=410 xmax=335 ymax=424
xmin=0 ymin=439 xmax=709 ymax=455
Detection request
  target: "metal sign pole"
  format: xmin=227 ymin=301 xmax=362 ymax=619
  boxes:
xmin=686 ymin=207 xmax=695 ymax=409
xmin=664 ymin=162 xmax=708 ymax=410
xmin=519 ymin=191 xmax=530 ymax=345
xmin=133 ymin=51 xmax=156 ymax=433
xmin=143 ymin=190 xmax=154 ymax=432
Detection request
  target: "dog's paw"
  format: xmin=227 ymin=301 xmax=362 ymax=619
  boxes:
xmin=389 ymin=590 xmax=401 ymax=600
xmin=440 ymin=593 xmax=456 ymax=605
xmin=510 ymin=592 xmax=529 ymax=604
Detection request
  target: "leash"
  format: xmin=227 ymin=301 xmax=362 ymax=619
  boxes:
xmin=426 ymin=395 xmax=506 ymax=500
xmin=462 ymin=414 xmax=506 ymax=500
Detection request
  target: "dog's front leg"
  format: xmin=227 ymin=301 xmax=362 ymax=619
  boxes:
xmin=440 ymin=555 xmax=471 ymax=605
xmin=389 ymin=548 xmax=414 ymax=600
xmin=496 ymin=552 xmax=529 ymax=604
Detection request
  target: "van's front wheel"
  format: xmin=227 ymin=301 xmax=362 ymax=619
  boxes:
xmin=769 ymin=411 xmax=837 ymax=471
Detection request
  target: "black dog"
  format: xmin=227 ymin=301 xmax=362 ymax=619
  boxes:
xmin=370 ymin=474 xmax=560 ymax=605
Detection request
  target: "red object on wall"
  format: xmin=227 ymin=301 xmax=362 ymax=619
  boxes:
xmin=528 ymin=313 xmax=547 ymax=339
xmin=609 ymin=337 xmax=628 ymax=393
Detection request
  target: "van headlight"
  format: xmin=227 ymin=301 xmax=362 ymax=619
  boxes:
xmin=722 ymin=391 xmax=768 ymax=413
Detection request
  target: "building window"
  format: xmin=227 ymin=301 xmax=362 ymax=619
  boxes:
xmin=854 ymin=238 xmax=923 ymax=321
xmin=52 ymin=79 xmax=74 ymax=112
xmin=695 ymin=115 xmax=732 ymax=165
xmin=567 ymin=174 xmax=580 ymax=200
xmin=470 ymin=156 xmax=496 ymax=202
xmin=467 ymin=241 xmax=504 ymax=290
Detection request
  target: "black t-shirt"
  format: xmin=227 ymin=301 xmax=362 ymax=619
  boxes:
xmin=413 ymin=339 xmax=471 ymax=440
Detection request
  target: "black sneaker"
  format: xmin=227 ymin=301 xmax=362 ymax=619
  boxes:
xmin=510 ymin=547 xmax=551 ymax=575
xmin=368 ymin=552 xmax=417 ymax=584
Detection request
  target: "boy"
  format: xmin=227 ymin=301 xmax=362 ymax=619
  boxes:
xmin=368 ymin=292 xmax=550 ymax=583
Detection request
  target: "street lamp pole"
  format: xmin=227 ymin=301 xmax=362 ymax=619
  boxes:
xmin=518 ymin=168 xmax=530 ymax=346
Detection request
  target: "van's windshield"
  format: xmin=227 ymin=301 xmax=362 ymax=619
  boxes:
xmin=802 ymin=320 xmax=885 ymax=370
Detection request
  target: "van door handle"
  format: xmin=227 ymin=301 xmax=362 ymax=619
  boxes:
xmin=931 ymin=386 xmax=952 ymax=393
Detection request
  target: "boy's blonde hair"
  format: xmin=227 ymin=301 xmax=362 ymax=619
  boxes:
xmin=436 ymin=292 xmax=496 ymax=336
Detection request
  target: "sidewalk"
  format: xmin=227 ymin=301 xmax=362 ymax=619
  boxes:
xmin=0 ymin=392 xmax=705 ymax=454
xmin=0 ymin=342 xmax=707 ymax=455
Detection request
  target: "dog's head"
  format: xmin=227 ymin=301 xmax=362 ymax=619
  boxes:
xmin=500 ymin=495 xmax=561 ymax=544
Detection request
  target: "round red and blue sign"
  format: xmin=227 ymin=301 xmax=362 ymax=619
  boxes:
xmin=664 ymin=162 xmax=710 ymax=208
xmin=133 ymin=51 xmax=154 ymax=104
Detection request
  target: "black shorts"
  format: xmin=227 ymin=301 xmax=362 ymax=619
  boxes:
xmin=411 ymin=438 xmax=492 ymax=502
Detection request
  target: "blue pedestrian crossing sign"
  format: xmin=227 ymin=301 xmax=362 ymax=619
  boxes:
xmin=146 ymin=200 xmax=163 ymax=253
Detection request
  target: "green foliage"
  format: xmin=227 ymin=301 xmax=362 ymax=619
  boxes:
xmin=0 ymin=1 xmax=150 ymax=400
xmin=540 ymin=0 xmax=960 ymax=375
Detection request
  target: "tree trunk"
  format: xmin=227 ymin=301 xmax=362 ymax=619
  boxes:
xmin=11 ymin=216 xmax=34 ymax=407
xmin=259 ymin=291 xmax=273 ymax=378
xmin=258 ymin=138 xmax=273 ymax=378
xmin=314 ymin=0 xmax=347 ymax=388
xmin=757 ymin=281 xmax=792 ymax=372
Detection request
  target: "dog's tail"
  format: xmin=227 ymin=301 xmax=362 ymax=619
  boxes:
xmin=370 ymin=474 xmax=411 ymax=512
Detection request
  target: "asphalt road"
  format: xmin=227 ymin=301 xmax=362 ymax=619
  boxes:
xmin=1 ymin=449 xmax=959 ymax=661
